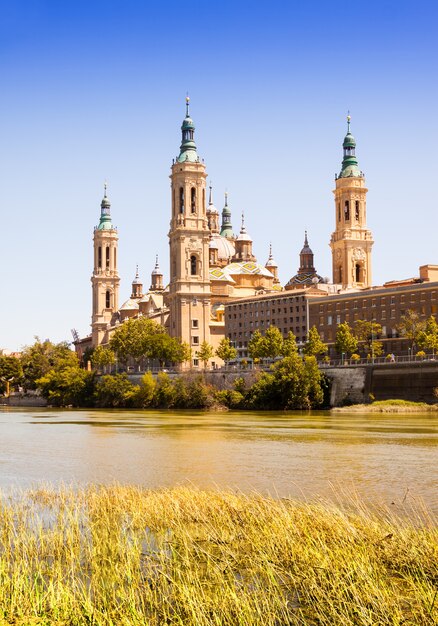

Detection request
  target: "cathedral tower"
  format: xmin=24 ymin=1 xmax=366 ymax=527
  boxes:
xmin=91 ymin=184 xmax=120 ymax=346
xmin=330 ymin=116 xmax=373 ymax=288
xmin=167 ymin=98 xmax=211 ymax=363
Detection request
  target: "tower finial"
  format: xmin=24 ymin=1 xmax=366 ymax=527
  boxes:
xmin=135 ymin=264 xmax=139 ymax=279
xmin=304 ymin=230 xmax=308 ymax=245
xmin=104 ymin=181 xmax=108 ymax=197
xmin=240 ymin=211 xmax=246 ymax=233
xmin=224 ymin=190 xmax=228 ymax=206
xmin=209 ymin=182 xmax=213 ymax=205
xmin=347 ymin=110 xmax=351 ymax=132
xmin=268 ymin=242 xmax=273 ymax=260
xmin=186 ymin=94 xmax=190 ymax=117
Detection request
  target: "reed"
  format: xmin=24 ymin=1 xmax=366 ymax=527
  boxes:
xmin=0 ymin=485 xmax=436 ymax=625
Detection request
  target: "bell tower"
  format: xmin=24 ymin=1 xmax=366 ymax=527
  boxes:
xmin=167 ymin=98 xmax=211 ymax=364
xmin=91 ymin=184 xmax=120 ymax=346
xmin=330 ymin=115 xmax=373 ymax=288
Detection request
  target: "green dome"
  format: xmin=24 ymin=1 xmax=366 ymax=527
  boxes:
xmin=182 ymin=116 xmax=195 ymax=130
xmin=343 ymin=132 xmax=356 ymax=148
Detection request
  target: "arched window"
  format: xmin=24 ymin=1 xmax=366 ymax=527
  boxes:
xmin=202 ymin=188 xmax=205 ymax=211
xmin=179 ymin=187 xmax=184 ymax=213
xmin=105 ymin=290 xmax=111 ymax=308
xmin=344 ymin=200 xmax=350 ymax=221
xmin=114 ymin=248 xmax=117 ymax=267
xmin=338 ymin=204 xmax=341 ymax=222
xmin=106 ymin=247 xmax=110 ymax=269
xmin=355 ymin=264 xmax=361 ymax=283
xmin=355 ymin=200 xmax=360 ymax=221
xmin=190 ymin=255 xmax=197 ymax=275
xmin=98 ymin=246 xmax=102 ymax=268
xmin=191 ymin=187 xmax=196 ymax=213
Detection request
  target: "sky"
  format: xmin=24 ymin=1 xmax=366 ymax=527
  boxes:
xmin=0 ymin=0 xmax=437 ymax=351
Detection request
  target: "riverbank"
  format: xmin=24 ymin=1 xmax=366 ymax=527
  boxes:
xmin=0 ymin=486 xmax=435 ymax=625
xmin=333 ymin=399 xmax=438 ymax=413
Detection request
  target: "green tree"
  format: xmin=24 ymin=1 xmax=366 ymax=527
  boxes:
xmin=246 ymin=352 xmax=323 ymax=410
xmin=248 ymin=330 xmax=264 ymax=361
xmin=353 ymin=320 xmax=383 ymax=358
xmin=335 ymin=322 xmax=358 ymax=357
xmin=94 ymin=374 xmax=138 ymax=408
xmin=215 ymin=338 xmax=237 ymax=366
xmin=91 ymin=346 xmax=115 ymax=372
xmin=134 ymin=371 xmax=156 ymax=407
xmin=109 ymin=318 xmax=165 ymax=365
xmin=197 ymin=341 xmax=214 ymax=369
xmin=417 ymin=315 xmax=438 ymax=355
xmin=303 ymin=326 xmax=328 ymax=358
xmin=21 ymin=339 xmax=78 ymax=389
xmin=397 ymin=309 xmax=426 ymax=352
xmin=281 ymin=331 xmax=298 ymax=357
xmin=261 ymin=326 xmax=284 ymax=360
xmin=36 ymin=367 xmax=95 ymax=407
xmin=0 ymin=356 xmax=23 ymax=394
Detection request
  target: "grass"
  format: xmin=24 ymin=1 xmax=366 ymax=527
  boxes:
xmin=0 ymin=485 xmax=436 ymax=625
xmin=333 ymin=399 xmax=438 ymax=412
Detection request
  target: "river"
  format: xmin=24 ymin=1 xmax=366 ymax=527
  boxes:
xmin=0 ymin=407 xmax=436 ymax=513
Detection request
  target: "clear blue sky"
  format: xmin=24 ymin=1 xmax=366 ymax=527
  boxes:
xmin=1 ymin=0 xmax=437 ymax=351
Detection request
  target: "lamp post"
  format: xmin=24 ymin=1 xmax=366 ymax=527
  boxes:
xmin=341 ymin=352 xmax=345 ymax=366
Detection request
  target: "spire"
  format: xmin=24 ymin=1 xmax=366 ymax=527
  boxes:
xmin=177 ymin=95 xmax=198 ymax=163
xmin=338 ymin=113 xmax=362 ymax=178
xmin=131 ymin=265 xmax=143 ymax=299
xmin=97 ymin=181 xmax=113 ymax=230
xmin=265 ymin=242 xmax=280 ymax=283
xmin=299 ymin=231 xmax=315 ymax=272
xmin=150 ymin=254 xmax=164 ymax=291
xmin=208 ymin=183 xmax=213 ymax=206
xmin=220 ymin=191 xmax=234 ymax=238
xmin=240 ymin=212 xmax=246 ymax=234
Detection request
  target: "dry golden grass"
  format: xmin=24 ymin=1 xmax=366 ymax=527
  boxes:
xmin=0 ymin=485 xmax=435 ymax=625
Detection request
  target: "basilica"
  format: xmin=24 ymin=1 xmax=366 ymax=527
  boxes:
xmin=80 ymin=100 xmax=375 ymax=366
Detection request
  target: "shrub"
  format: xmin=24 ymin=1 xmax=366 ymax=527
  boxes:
xmin=94 ymin=374 xmax=137 ymax=408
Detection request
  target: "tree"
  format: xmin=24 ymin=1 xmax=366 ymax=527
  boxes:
xmin=91 ymin=346 xmax=115 ymax=372
xmin=21 ymin=338 xmax=78 ymax=389
xmin=248 ymin=330 xmax=264 ymax=361
xmin=417 ymin=315 xmax=438 ymax=355
xmin=246 ymin=352 xmax=324 ymax=410
xmin=397 ymin=309 xmax=426 ymax=352
xmin=36 ymin=367 xmax=95 ymax=407
xmin=0 ymin=355 xmax=23 ymax=394
xmin=353 ymin=320 xmax=383 ymax=358
xmin=334 ymin=322 xmax=358 ymax=357
xmin=94 ymin=374 xmax=138 ymax=408
xmin=303 ymin=326 xmax=328 ymax=358
xmin=109 ymin=318 xmax=166 ymax=365
xmin=261 ymin=326 xmax=284 ymax=360
xmin=215 ymin=338 xmax=237 ymax=366
xmin=281 ymin=331 xmax=298 ymax=357
xmin=197 ymin=341 xmax=214 ymax=369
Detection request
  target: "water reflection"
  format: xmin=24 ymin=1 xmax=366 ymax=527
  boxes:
xmin=0 ymin=408 xmax=436 ymax=512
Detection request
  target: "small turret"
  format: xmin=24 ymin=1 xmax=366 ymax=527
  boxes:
xmin=131 ymin=265 xmax=143 ymax=299
xmin=150 ymin=255 xmax=164 ymax=291
xmin=265 ymin=243 xmax=280 ymax=284
xmin=232 ymin=213 xmax=256 ymax=262
xmin=220 ymin=191 xmax=234 ymax=238
xmin=206 ymin=183 xmax=220 ymax=233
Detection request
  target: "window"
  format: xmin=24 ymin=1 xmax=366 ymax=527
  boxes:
xmin=336 ymin=315 xmax=341 ymax=324
xmin=179 ymin=187 xmax=184 ymax=213
xmin=327 ymin=315 xmax=332 ymax=325
xmin=105 ymin=290 xmax=110 ymax=308
xmin=106 ymin=247 xmax=110 ymax=269
xmin=344 ymin=200 xmax=350 ymax=221
xmin=98 ymin=246 xmax=102 ymax=268
xmin=338 ymin=203 xmax=341 ymax=222
xmin=355 ymin=200 xmax=360 ymax=220
xmin=190 ymin=255 xmax=197 ymax=275
xmin=192 ymin=336 xmax=199 ymax=345
xmin=192 ymin=320 xmax=198 ymax=328
xmin=193 ymin=359 xmax=199 ymax=367
xmin=191 ymin=187 xmax=196 ymax=213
